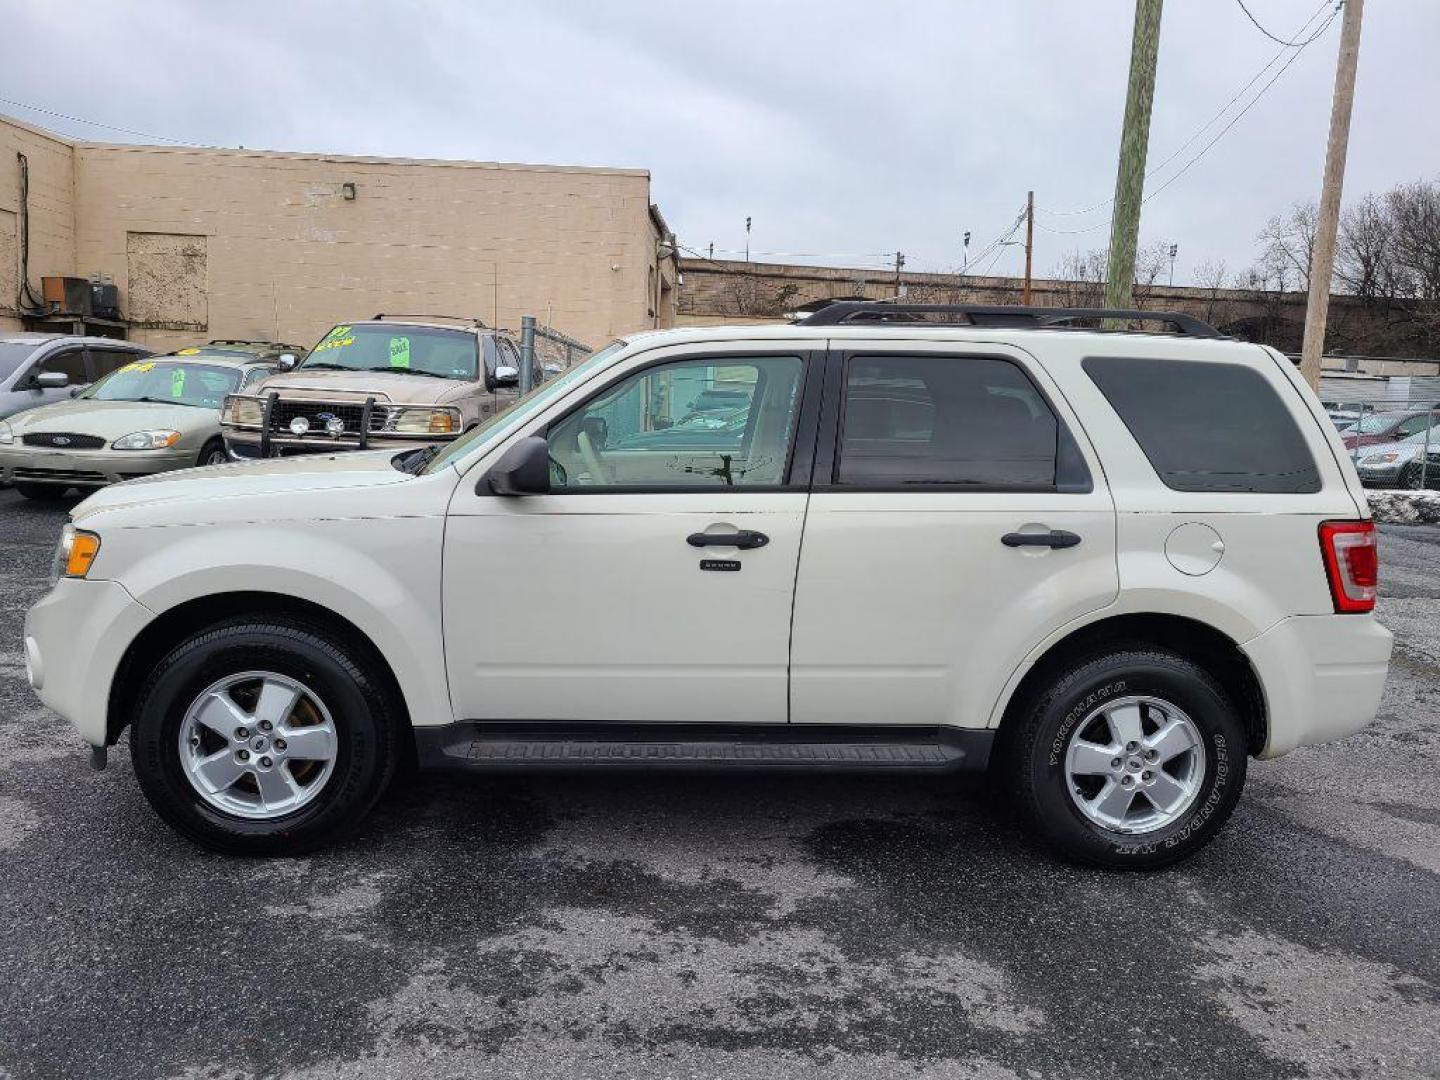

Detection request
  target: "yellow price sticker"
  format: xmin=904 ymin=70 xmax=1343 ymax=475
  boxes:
xmin=122 ymin=361 xmax=157 ymax=374
xmin=177 ymin=347 xmax=201 ymax=356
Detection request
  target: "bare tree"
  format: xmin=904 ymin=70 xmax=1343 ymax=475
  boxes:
xmin=1192 ymin=258 xmax=1228 ymax=324
xmin=1336 ymin=193 xmax=1396 ymax=301
xmin=1255 ymin=201 xmax=1319 ymax=293
xmin=1131 ymin=240 xmax=1171 ymax=308
xmin=1048 ymin=249 xmax=1108 ymax=308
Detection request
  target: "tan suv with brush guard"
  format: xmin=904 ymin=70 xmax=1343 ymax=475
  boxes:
xmin=221 ymin=316 xmax=529 ymax=459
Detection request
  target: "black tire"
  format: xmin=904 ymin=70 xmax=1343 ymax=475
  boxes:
xmin=129 ymin=617 xmax=400 ymax=855
xmin=15 ymin=482 xmax=69 ymax=501
xmin=198 ymin=439 xmax=229 ymax=467
xmin=1003 ymin=648 xmax=1247 ymax=870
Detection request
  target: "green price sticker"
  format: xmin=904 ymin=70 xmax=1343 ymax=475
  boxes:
xmin=170 ymin=368 xmax=186 ymax=398
xmin=389 ymin=336 xmax=411 ymax=369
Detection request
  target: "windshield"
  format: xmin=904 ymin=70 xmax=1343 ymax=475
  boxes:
xmin=1354 ymin=412 xmax=1412 ymax=434
xmin=83 ymin=360 xmax=241 ymax=409
xmin=0 ymin=342 xmax=41 ymax=383
xmin=422 ymin=340 xmax=628 ymax=474
xmin=302 ymin=323 xmax=478 ymax=380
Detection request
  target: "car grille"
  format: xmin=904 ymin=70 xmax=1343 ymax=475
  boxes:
xmin=266 ymin=399 xmax=384 ymax=437
xmin=21 ymin=433 xmax=106 ymax=449
xmin=12 ymin=467 xmax=108 ymax=485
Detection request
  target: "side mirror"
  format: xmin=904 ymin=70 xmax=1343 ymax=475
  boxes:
xmin=34 ymin=371 xmax=69 ymax=390
xmin=69 ymin=386 xmax=83 ymax=398
xmin=493 ymin=364 xmax=520 ymax=389
xmin=485 ymin=435 xmax=551 ymax=496
xmin=276 ymin=353 xmax=298 ymax=371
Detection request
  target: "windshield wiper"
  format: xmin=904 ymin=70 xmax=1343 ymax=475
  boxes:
xmin=395 ymin=444 xmax=443 ymax=474
xmin=296 ymin=362 xmax=353 ymax=371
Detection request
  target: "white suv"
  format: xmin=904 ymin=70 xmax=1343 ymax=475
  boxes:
xmin=23 ymin=304 xmax=1392 ymax=868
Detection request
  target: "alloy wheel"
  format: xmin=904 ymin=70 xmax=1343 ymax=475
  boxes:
xmin=177 ymin=671 xmax=338 ymax=819
xmin=1063 ymin=695 xmax=1207 ymax=835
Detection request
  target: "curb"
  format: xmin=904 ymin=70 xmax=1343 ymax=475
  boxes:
xmin=1368 ymin=490 xmax=1440 ymax=525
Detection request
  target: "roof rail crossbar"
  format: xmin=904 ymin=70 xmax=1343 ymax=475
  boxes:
xmin=797 ymin=302 xmax=1223 ymax=338
xmin=372 ymin=313 xmax=488 ymax=328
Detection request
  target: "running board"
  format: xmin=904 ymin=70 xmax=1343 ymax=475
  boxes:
xmin=415 ymin=723 xmax=992 ymax=774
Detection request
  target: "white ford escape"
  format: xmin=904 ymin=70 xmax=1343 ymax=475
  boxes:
xmin=24 ymin=304 xmax=1392 ymax=868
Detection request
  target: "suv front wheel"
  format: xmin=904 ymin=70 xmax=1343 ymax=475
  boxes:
xmin=1004 ymin=648 xmax=1247 ymax=869
xmin=130 ymin=617 xmax=400 ymax=854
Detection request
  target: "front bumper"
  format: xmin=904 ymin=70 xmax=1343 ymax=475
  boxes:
xmin=1356 ymin=462 xmax=1406 ymax=486
xmin=25 ymin=578 xmax=156 ymax=747
xmin=0 ymin=445 xmax=193 ymax=486
xmin=1242 ymin=613 xmax=1393 ymax=759
xmin=224 ymin=428 xmax=451 ymax=459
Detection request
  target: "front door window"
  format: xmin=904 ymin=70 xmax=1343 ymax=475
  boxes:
xmin=546 ymin=355 xmax=803 ymax=488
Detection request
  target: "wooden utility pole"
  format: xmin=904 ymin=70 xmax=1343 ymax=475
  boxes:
xmin=894 ymin=251 xmax=906 ymax=297
xmin=1300 ymin=0 xmax=1364 ymax=391
xmin=1022 ymin=190 xmax=1035 ymax=305
xmin=1104 ymin=0 xmax=1164 ymax=310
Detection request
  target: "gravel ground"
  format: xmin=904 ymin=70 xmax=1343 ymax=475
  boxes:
xmin=0 ymin=488 xmax=1437 ymax=1080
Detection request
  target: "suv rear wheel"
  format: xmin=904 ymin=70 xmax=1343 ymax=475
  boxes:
xmin=1004 ymin=648 xmax=1247 ymax=869
xmin=129 ymin=617 xmax=400 ymax=854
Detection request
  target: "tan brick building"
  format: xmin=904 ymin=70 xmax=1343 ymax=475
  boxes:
xmin=0 ymin=113 xmax=677 ymax=353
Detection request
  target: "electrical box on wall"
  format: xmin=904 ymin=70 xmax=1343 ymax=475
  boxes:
xmin=41 ymin=276 xmax=92 ymax=316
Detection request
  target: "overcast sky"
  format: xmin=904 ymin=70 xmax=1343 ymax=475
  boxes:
xmin=4 ymin=0 xmax=1437 ymax=284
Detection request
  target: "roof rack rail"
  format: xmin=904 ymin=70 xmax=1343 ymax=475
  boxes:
xmin=207 ymin=338 xmax=296 ymax=347
xmin=797 ymin=302 xmax=1223 ymax=338
xmin=372 ymin=313 xmax=489 ymax=328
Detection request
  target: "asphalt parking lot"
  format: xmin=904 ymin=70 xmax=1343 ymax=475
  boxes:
xmin=0 ymin=488 xmax=1437 ymax=1080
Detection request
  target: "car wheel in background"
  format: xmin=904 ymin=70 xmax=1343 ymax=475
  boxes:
xmin=198 ymin=439 xmax=228 ymax=467
xmin=129 ymin=616 xmax=401 ymax=855
xmin=14 ymin=483 xmax=70 ymax=501
xmin=1002 ymin=648 xmax=1247 ymax=870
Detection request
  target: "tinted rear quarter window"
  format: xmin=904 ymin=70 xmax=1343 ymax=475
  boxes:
xmin=1083 ymin=355 xmax=1320 ymax=493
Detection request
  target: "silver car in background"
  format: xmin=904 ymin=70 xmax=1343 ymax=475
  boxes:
xmin=0 ymin=334 xmax=152 ymax=420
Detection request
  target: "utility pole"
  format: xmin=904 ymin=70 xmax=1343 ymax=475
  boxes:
xmin=894 ymin=251 xmax=906 ymax=297
xmin=1104 ymin=0 xmax=1164 ymax=311
xmin=1168 ymin=242 xmax=1178 ymax=286
xmin=1300 ymin=0 xmax=1364 ymax=391
xmin=962 ymin=230 xmax=971 ymax=274
xmin=1022 ymin=191 xmax=1035 ymax=305
xmin=745 ymin=216 xmax=752 ymax=263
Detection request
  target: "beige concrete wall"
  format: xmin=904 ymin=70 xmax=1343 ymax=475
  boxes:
xmin=71 ymin=142 xmax=657 ymax=352
xmin=0 ymin=116 xmax=76 ymax=328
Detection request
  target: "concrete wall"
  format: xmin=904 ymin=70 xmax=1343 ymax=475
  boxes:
xmin=0 ymin=117 xmax=76 ymax=326
xmin=2 ymin=113 xmax=667 ymax=352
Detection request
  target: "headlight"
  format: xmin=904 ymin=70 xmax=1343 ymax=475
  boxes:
xmin=221 ymin=396 xmax=264 ymax=426
xmin=388 ymin=407 xmax=461 ymax=435
xmin=1360 ymin=450 xmax=1411 ymax=466
xmin=0 ymin=421 xmax=12 ymax=445
xmin=112 ymin=430 xmax=181 ymax=450
xmin=50 ymin=523 xmax=101 ymax=583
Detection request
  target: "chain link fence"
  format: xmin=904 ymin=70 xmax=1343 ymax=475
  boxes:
xmin=532 ymin=324 xmax=592 ymax=374
xmin=1322 ymin=395 xmax=1440 ymax=491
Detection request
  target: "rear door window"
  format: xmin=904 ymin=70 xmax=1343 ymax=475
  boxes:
xmin=836 ymin=354 xmax=1064 ymax=489
xmin=1083 ymin=355 xmax=1320 ymax=493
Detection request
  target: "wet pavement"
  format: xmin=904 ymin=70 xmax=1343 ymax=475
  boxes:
xmin=0 ymin=488 xmax=1436 ymax=1079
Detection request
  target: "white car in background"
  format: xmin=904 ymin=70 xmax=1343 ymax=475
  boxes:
xmin=24 ymin=304 xmax=1391 ymax=869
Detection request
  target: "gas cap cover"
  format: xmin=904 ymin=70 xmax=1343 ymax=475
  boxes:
xmin=1165 ymin=522 xmax=1225 ymax=576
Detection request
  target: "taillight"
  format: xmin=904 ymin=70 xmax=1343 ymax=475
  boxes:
xmin=1319 ymin=520 xmax=1377 ymax=613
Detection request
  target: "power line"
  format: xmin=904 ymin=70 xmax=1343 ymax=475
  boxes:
xmin=1235 ymin=0 xmax=1342 ymax=47
xmin=1040 ymin=0 xmax=1334 ymax=218
xmin=0 ymin=94 xmax=195 ymax=145
xmin=1036 ymin=1 xmax=1340 ymax=242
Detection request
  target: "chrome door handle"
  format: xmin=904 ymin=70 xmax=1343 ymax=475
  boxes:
xmin=1001 ymin=530 xmax=1082 ymax=549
